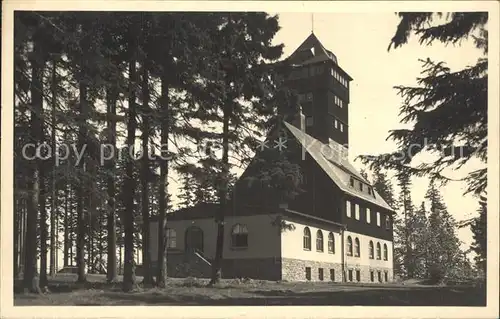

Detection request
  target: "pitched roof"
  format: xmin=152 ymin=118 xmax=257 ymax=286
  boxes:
xmin=287 ymin=33 xmax=338 ymax=65
xmin=284 ymin=121 xmax=395 ymax=212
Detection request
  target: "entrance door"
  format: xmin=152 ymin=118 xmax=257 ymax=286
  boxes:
xmin=185 ymin=226 xmax=204 ymax=253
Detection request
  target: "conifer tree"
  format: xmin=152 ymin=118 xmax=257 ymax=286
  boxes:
xmin=425 ymin=180 xmax=461 ymax=283
xmin=372 ymin=167 xmax=397 ymax=209
xmin=359 ymin=12 xmax=488 ymax=196
xmin=470 ymin=195 xmax=487 ymax=274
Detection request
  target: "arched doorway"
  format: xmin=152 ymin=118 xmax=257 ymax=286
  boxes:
xmin=185 ymin=226 xmax=204 ymax=253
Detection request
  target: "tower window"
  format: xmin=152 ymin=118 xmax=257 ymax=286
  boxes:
xmin=346 ymin=200 xmax=352 ymax=218
xmin=340 ymin=123 xmax=344 ymax=132
xmin=334 ymin=119 xmax=338 ymax=129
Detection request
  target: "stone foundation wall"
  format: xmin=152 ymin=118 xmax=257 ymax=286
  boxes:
xmin=281 ymin=258 xmax=343 ymax=282
xmin=344 ymin=264 xmax=393 ymax=283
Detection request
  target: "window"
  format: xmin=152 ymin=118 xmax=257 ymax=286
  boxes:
xmin=306 ymin=116 xmax=314 ymax=127
xmin=330 ymin=269 xmax=335 ymax=281
xmin=355 ymin=204 xmax=360 ymax=220
xmin=366 ymin=208 xmax=371 ymax=224
xmin=348 ymin=269 xmax=353 ymax=282
xmin=306 ymin=92 xmax=313 ymax=101
xmin=328 ymin=232 xmax=335 ymax=253
xmin=383 ymin=244 xmax=388 ymax=261
xmin=368 ymin=188 xmax=372 ymax=195
xmin=385 ymin=215 xmax=391 ymax=229
xmin=369 ymin=241 xmax=374 ymax=259
xmin=384 ymin=271 xmax=388 ymax=282
xmin=346 ymin=200 xmax=352 ymax=218
xmin=298 ymin=93 xmax=305 ymax=102
xmin=316 ymin=230 xmax=324 ymax=252
xmin=370 ymin=271 xmax=374 ymax=282
xmin=334 ymin=119 xmax=338 ymax=129
xmin=359 ymin=182 xmax=363 ymax=191
xmin=340 ymin=123 xmax=344 ymax=132
xmin=354 ymin=237 xmax=360 ymax=257
xmin=378 ymin=271 xmax=382 ymax=283
xmin=356 ymin=270 xmax=361 ymax=282
xmin=231 ymin=224 xmax=248 ymax=248
xmin=349 ymin=177 xmax=354 ymax=187
xmin=376 ymin=212 xmax=381 ymax=226
xmin=376 ymin=242 xmax=381 ymax=260
xmin=318 ymin=268 xmax=324 ymax=281
xmin=166 ymin=228 xmax=177 ymax=248
xmin=347 ymin=236 xmax=353 ymax=256
xmin=305 ymin=267 xmax=311 ymax=280
xmin=303 ymin=227 xmax=311 ymax=250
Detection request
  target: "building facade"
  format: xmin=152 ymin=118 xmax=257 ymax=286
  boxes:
xmin=149 ymin=33 xmax=395 ymax=283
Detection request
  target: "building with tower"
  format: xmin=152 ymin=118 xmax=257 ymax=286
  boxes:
xmin=149 ymin=33 xmax=395 ymax=283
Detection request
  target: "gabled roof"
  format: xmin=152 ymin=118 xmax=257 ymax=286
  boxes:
xmin=287 ymin=33 xmax=338 ymax=65
xmin=284 ymin=121 xmax=395 ymax=212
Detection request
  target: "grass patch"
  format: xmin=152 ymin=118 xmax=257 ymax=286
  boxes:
xmin=13 ymin=274 xmax=487 ymax=306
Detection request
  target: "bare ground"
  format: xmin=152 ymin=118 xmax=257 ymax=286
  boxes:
xmin=13 ymin=274 xmax=486 ymax=306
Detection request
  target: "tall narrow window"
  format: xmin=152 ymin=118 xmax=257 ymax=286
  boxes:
xmin=330 ymin=269 xmax=335 ymax=281
xmin=384 ymin=271 xmax=388 ymax=282
xmin=166 ymin=228 xmax=177 ymax=248
xmin=318 ymin=268 xmax=324 ymax=281
xmin=303 ymin=227 xmax=311 ymax=250
xmin=340 ymin=123 xmax=344 ymax=132
xmin=366 ymin=208 xmax=371 ymax=223
xmin=376 ymin=242 xmax=381 ymax=260
xmin=350 ymin=177 xmax=354 ymax=187
xmin=356 ymin=270 xmax=361 ymax=282
xmin=376 ymin=212 xmax=381 ymax=226
xmin=385 ymin=215 xmax=391 ymax=229
xmin=305 ymin=267 xmax=311 ymax=280
xmin=354 ymin=237 xmax=360 ymax=257
xmin=231 ymin=224 xmax=249 ymax=248
xmin=348 ymin=269 xmax=353 ymax=282
xmin=370 ymin=271 xmax=374 ymax=282
xmin=346 ymin=200 xmax=352 ymax=218
xmin=355 ymin=204 xmax=360 ymax=220
xmin=316 ymin=230 xmax=324 ymax=252
xmin=347 ymin=236 xmax=353 ymax=256
xmin=369 ymin=241 xmax=374 ymax=259
xmin=334 ymin=119 xmax=338 ymax=129
xmin=328 ymin=232 xmax=335 ymax=253
xmin=306 ymin=116 xmax=314 ymax=127
xmin=383 ymin=244 xmax=388 ymax=261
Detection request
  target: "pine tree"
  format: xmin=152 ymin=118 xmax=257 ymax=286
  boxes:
xmin=470 ymin=195 xmax=486 ymax=274
xmin=425 ymin=180 xmax=461 ymax=283
xmin=372 ymin=167 xmax=397 ymax=209
xmin=359 ymin=13 xmax=488 ymax=196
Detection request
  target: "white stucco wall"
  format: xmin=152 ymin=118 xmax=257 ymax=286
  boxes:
xmin=149 ymin=213 xmax=281 ymax=261
xmin=344 ymin=230 xmax=393 ymax=269
xmin=280 ymin=219 xmax=343 ymax=263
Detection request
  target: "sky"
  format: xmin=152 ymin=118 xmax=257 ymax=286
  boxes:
xmin=268 ymin=12 xmax=486 ymax=251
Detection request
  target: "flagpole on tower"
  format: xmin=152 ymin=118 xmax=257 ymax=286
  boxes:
xmin=311 ymin=13 xmax=314 ymax=34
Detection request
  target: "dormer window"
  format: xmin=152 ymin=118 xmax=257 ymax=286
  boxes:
xmin=349 ymin=177 xmax=354 ymax=187
xmin=306 ymin=116 xmax=314 ymax=127
xmin=359 ymin=182 xmax=363 ymax=191
xmin=368 ymin=188 xmax=372 ymax=195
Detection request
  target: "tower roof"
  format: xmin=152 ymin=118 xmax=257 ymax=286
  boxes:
xmin=287 ymin=33 xmax=338 ymax=65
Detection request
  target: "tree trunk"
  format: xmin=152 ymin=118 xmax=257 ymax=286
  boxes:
xmin=14 ymin=199 xmax=20 ymax=278
xmin=209 ymin=14 xmax=232 ymax=286
xmin=106 ymin=86 xmax=118 ymax=282
xmin=122 ymin=35 xmax=138 ymax=292
xmin=39 ymin=166 xmax=48 ymax=287
xmin=24 ymin=36 xmax=43 ymax=292
xmin=63 ymin=184 xmax=69 ymax=267
xmin=76 ymin=77 xmax=88 ymax=283
xmin=156 ymin=64 xmax=170 ymax=288
xmin=49 ymin=59 xmax=57 ymax=277
xmin=141 ymin=61 xmax=153 ymax=286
